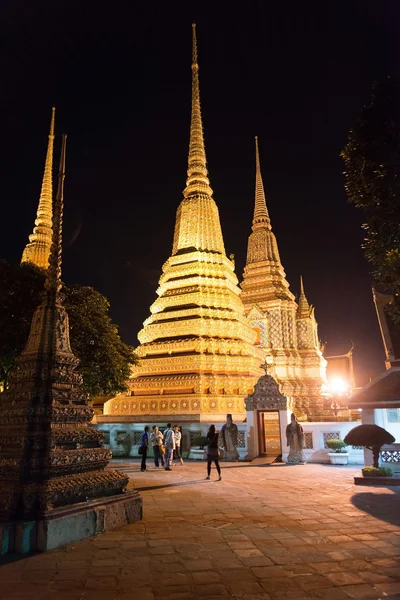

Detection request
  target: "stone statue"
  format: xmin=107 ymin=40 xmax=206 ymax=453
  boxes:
xmin=221 ymin=414 xmax=240 ymax=461
xmin=286 ymin=413 xmax=306 ymax=464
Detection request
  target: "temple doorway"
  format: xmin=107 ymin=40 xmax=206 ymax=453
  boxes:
xmin=258 ymin=410 xmax=282 ymax=459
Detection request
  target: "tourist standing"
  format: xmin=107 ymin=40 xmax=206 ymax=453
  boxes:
xmin=163 ymin=423 xmax=175 ymax=471
xmin=140 ymin=425 xmax=150 ymax=472
xmin=173 ymin=425 xmax=184 ymax=465
xmin=150 ymin=425 xmax=165 ymax=468
xmin=205 ymin=424 xmax=222 ymax=480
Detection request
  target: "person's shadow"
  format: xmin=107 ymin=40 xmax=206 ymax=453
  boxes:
xmin=351 ymin=491 xmax=400 ymax=526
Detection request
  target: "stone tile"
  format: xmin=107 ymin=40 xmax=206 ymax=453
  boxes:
xmin=227 ymin=580 xmax=265 ymax=595
xmin=85 ymin=577 xmax=119 ymax=590
xmin=374 ymin=581 xmax=400 ymax=594
xmin=193 ymin=583 xmax=229 ymax=596
xmin=183 ymin=559 xmax=214 ymax=571
xmin=239 ymin=556 xmax=274 ymax=567
xmin=357 ymin=570 xmax=395 ymax=584
xmin=192 ymin=571 xmax=222 ymax=584
xmin=325 ymin=571 xmax=363 ymax=586
xmin=341 ymin=583 xmax=382 ymax=598
xmin=251 ymin=566 xmax=287 ymax=579
xmin=294 ymin=574 xmax=332 ymax=591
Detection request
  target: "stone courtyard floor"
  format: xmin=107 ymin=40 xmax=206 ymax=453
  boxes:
xmin=1 ymin=461 xmax=400 ymax=600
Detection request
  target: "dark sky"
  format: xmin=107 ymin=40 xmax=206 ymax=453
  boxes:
xmin=1 ymin=0 xmax=399 ymax=386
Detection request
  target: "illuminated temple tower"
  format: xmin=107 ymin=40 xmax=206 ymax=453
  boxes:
xmin=240 ymin=137 xmax=327 ymax=419
xmin=103 ymin=25 xmax=264 ymax=422
xmin=21 ymin=108 xmax=55 ymax=269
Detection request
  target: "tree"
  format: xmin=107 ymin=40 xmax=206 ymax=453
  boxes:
xmin=344 ymin=424 xmax=395 ymax=468
xmin=0 ymin=260 xmax=136 ymax=397
xmin=341 ymin=77 xmax=400 ymax=322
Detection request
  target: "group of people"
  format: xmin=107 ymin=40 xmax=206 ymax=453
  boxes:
xmin=140 ymin=423 xmax=183 ymax=472
xmin=139 ymin=415 xmax=241 ymax=479
xmin=139 ymin=423 xmax=223 ymax=480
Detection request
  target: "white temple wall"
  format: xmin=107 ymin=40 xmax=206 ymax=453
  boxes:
xmin=300 ymin=421 xmax=364 ymax=464
xmin=93 ymin=421 xmax=249 ymax=461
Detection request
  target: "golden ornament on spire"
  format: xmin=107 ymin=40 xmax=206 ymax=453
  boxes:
xmin=21 ymin=107 xmax=55 ymax=269
xmin=184 ymin=23 xmax=213 ymax=199
xmin=297 ymin=275 xmax=311 ymax=318
xmin=253 ymin=136 xmax=271 ymax=226
xmin=241 ymin=136 xmax=293 ymax=307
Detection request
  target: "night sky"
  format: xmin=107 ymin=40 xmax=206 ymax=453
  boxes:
xmin=1 ymin=1 xmax=399 ymax=386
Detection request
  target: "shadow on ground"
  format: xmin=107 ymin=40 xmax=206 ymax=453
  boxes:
xmin=351 ymin=491 xmax=400 ymax=526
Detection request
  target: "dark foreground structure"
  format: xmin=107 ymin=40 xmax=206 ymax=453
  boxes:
xmin=0 ymin=134 xmax=141 ymax=554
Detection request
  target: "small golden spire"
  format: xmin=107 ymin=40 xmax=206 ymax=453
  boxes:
xmin=183 ymin=24 xmax=213 ymax=198
xmin=21 ymin=107 xmax=56 ymax=268
xmin=253 ymin=136 xmax=271 ymax=227
xmin=297 ymin=275 xmax=311 ymax=318
xmin=45 ymin=133 xmax=67 ymax=296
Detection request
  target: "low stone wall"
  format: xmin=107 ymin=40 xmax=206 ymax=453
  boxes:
xmin=92 ymin=421 xmax=247 ymax=460
xmin=380 ymin=443 xmax=400 ymax=473
xmin=299 ymin=421 xmax=364 ymax=464
xmin=92 ymin=420 xmax=369 ymax=463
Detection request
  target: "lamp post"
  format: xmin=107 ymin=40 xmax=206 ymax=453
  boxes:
xmin=325 ymin=377 xmax=351 ymax=420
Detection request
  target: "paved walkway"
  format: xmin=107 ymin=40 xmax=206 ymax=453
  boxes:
xmin=1 ymin=461 xmax=400 ymax=600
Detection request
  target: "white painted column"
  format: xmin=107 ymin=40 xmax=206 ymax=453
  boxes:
xmin=361 ymin=408 xmax=375 ymax=466
xmin=280 ymin=409 xmax=291 ymax=463
xmin=245 ymin=411 xmax=259 ymax=460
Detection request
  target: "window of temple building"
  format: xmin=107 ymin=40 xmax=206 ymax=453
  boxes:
xmin=253 ymin=326 xmax=261 ymax=345
xmin=387 ymin=408 xmax=400 ymax=423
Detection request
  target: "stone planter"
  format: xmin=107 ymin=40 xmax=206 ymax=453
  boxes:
xmin=188 ymin=447 xmax=206 ymax=460
xmin=328 ymin=452 xmax=349 ymax=465
xmin=354 ymin=476 xmax=400 ymax=486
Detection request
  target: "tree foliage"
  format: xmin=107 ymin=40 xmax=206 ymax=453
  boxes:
xmin=341 ymin=77 xmax=400 ymax=321
xmin=0 ymin=260 xmax=136 ymax=397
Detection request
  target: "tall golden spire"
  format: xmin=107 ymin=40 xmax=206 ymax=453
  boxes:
xmin=297 ymin=275 xmax=311 ymax=318
xmin=183 ymin=24 xmax=213 ymax=198
xmin=241 ymin=136 xmax=294 ymax=307
xmin=21 ymin=107 xmax=55 ymax=269
xmin=253 ymin=136 xmax=271 ymax=227
xmin=45 ymin=133 xmax=66 ymax=297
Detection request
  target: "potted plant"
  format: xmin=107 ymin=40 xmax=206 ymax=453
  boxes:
xmin=361 ymin=466 xmax=393 ymax=478
xmin=344 ymin=424 xmax=395 ymax=469
xmin=326 ymin=439 xmax=349 ymax=465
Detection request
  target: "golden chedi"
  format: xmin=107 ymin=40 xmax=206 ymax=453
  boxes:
xmin=241 ymin=138 xmax=327 ymax=420
xmin=21 ymin=107 xmax=55 ymax=269
xmin=103 ymin=25 xmax=264 ymax=422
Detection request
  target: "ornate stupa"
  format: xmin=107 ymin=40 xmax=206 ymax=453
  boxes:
xmin=21 ymin=107 xmax=55 ymax=269
xmin=0 ymin=134 xmax=140 ymax=550
xmin=103 ymin=25 xmax=264 ymax=422
xmin=240 ymin=137 xmax=327 ymax=420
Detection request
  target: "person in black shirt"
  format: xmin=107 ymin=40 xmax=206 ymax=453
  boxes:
xmin=205 ymin=424 xmax=222 ymax=481
xmin=140 ymin=426 xmax=150 ymax=472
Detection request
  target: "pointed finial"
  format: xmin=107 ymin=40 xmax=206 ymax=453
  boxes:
xmin=50 ymin=106 xmax=55 ymax=137
xmin=300 ymin=275 xmax=305 ymax=295
xmin=253 ymin=136 xmax=271 ymax=227
xmin=192 ymin=23 xmax=198 ymax=66
xmin=297 ymin=275 xmax=310 ymax=318
xmin=184 ymin=24 xmax=213 ymax=199
xmin=45 ymin=134 xmax=67 ymax=296
xmin=21 ymin=107 xmax=56 ymax=268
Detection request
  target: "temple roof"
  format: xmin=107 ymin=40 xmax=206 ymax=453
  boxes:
xmin=348 ymin=367 xmax=400 ymax=409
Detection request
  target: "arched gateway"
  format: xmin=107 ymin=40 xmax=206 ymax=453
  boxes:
xmin=245 ymin=372 xmax=291 ymax=462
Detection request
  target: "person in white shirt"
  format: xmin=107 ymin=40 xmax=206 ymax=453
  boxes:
xmin=150 ymin=425 xmax=164 ymax=468
xmin=163 ymin=423 xmax=175 ymax=471
xmin=173 ymin=425 xmax=184 ymax=465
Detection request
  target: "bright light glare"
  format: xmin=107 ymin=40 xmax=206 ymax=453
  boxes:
xmin=328 ymin=377 xmax=350 ymax=396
